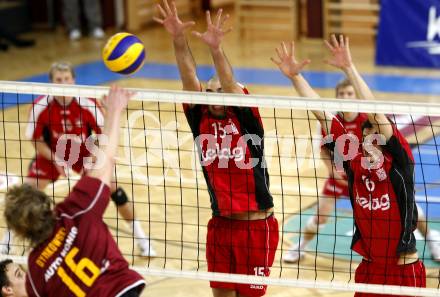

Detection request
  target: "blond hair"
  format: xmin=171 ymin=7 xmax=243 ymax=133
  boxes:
xmin=4 ymin=185 xmax=55 ymax=247
xmin=335 ymin=78 xmax=353 ymax=95
xmin=49 ymin=61 xmax=76 ymax=82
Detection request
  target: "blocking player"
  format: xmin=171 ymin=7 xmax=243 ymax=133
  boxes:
xmin=272 ymin=41 xmax=440 ymax=263
xmin=0 ymin=62 xmax=155 ymax=257
xmin=155 ymin=2 xmax=279 ymax=296
xmin=4 ymin=86 xmax=146 ymax=297
xmin=0 ymin=259 xmax=27 ymax=297
xmin=310 ymin=35 xmax=425 ymax=296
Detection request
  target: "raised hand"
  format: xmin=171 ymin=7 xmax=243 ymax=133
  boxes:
xmin=153 ymin=0 xmax=195 ymax=38
xmin=324 ymin=34 xmax=352 ymax=70
xmin=104 ymin=85 xmax=134 ymax=114
xmin=192 ymin=9 xmax=232 ymax=50
xmin=271 ymin=41 xmax=311 ymax=79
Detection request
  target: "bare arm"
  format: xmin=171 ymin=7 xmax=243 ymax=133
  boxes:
xmin=324 ymin=34 xmax=393 ymax=140
xmin=154 ymin=0 xmax=199 ymax=92
xmin=193 ymin=10 xmax=242 ymax=94
xmin=271 ymin=41 xmax=318 ymax=98
xmin=34 ymin=140 xmax=52 ymax=161
xmin=270 ymin=41 xmax=334 ymax=133
xmin=87 ymin=86 xmax=133 ymax=185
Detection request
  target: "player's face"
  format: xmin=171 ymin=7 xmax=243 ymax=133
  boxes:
xmin=336 ymin=85 xmax=356 ymax=99
xmin=362 ymin=126 xmax=383 ymax=162
xmin=206 ymin=79 xmax=226 ymax=117
xmin=3 ymin=263 xmax=27 ymax=297
xmin=51 ymin=70 xmax=75 ymax=85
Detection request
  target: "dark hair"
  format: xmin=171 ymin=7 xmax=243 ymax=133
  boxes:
xmin=4 ymin=184 xmax=55 ymax=247
xmin=0 ymin=259 xmax=12 ymax=294
xmin=335 ymin=78 xmax=353 ymax=94
xmin=361 ymin=120 xmax=373 ymax=131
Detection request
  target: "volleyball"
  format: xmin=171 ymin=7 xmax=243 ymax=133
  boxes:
xmin=102 ymin=32 xmax=146 ymax=75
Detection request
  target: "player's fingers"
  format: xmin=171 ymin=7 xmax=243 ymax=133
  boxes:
xmin=171 ymin=1 xmax=178 ymax=16
xmin=163 ymin=0 xmax=172 ymax=14
xmin=275 ymin=47 xmax=283 ymax=59
xmin=206 ymin=10 xmax=212 ymax=26
xmin=215 ymin=9 xmax=223 ymax=27
xmin=281 ymin=41 xmax=288 ymax=56
xmin=339 ymin=34 xmax=345 ymax=47
xmin=324 ymin=39 xmax=334 ymax=51
xmin=153 ymin=17 xmax=164 ymax=25
xmin=345 ymin=36 xmax=350 ymax=50
xmin=157 ymin=4 xmax=167 ymax=18
xmin=331 ymin=34 xmax=339 ymax=48
xmin=270 ymin=57 xmax=281 ymax=66
xmin=220 ymin=13 xmax=230 ymax=28
xmin=192 ymin=31 xmax=203 ymax=38
xmin=299 ymin=59 xmax=311 ymax=69
xmin=290 ymin=41 xmax=295 ymax=56
xmin=182 ymin=21 xmax=196 ymax=29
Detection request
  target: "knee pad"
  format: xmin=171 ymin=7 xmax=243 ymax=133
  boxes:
xmin=111 ymin=187 xmax=129 ymax=206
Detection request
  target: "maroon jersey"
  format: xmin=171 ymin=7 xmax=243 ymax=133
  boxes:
xmin=183 ymin=90 xmax=273 ymax=216
xmin=26 ymin=96 xmax=104 ymax=161
xmin=26 ymin=176 xmax=145 ymax=297
xmin=326 ymin=118 xmax=417 ymax=264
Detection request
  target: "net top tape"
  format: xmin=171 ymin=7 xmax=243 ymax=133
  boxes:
xmin=1 ymin=81 xmax=439 ymax=116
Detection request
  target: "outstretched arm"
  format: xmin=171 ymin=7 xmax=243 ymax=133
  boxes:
xmin=271 ymin=41 xmax=319 ymax=98
xmin=87 ymin=86 xmax=133 ymax=185
xmin=324 ymin=34 xmax=392 ymax=140
xmin=192 ymin=9 xmax=242 ymax=94
xmin=270 ymin=41 xmax=333 ymax=133
xmin=154 ymin=0 xmax=199 ymax=91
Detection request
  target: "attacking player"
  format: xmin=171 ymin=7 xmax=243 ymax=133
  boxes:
xmin=0 ymin=62 xmax=155 ymax=258
xmin=303 ymin=35 xmax=425 ymax=296
xmin=271 ymin=40 xmax=440 ymax=263
xmin=155 ymin=1 xmax=279 ymax=297
xmin=4 ymin=86 xmax=146 ymax=297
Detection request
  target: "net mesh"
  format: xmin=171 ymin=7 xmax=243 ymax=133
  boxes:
xmin=0 ymin=81 xmax=440 ymax=296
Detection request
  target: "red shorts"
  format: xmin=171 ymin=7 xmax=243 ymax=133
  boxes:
xmin=27 ymin=155 xmax=85 ymax=182
xmin=322 ymin=177 xmax=349 ymax=198
xmin=206 ymin=215 xmax=279 ymax=297
xmin=354 ymin=260 xmax=426 ymax=297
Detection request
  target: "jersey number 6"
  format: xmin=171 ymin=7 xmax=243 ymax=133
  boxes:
xmin=57 ymin=247 xmax=101 ymax=297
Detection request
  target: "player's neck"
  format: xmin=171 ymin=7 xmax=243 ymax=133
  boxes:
xmin=341 ymin=112 xmax=358 ymax=122
xmin=54 ymin=96 xmax=74 ymax=106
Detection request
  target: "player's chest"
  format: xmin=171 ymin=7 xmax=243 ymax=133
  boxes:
xmin=199 ymin=116 xmax=242 ymax=145
xmin=352 ymin=169 xmax=398 ymax=213
xmin=45 ymin=106 xmax=87 ymax=134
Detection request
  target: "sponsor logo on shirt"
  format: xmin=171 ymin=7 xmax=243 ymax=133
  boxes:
xmin=356 ymin=194 xmax=391 ymax=211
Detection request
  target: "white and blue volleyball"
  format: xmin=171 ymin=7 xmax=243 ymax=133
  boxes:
xmin=102 ymin=33 xmax=145 ymax=75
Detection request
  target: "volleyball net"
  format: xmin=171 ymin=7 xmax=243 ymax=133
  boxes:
xmin=0 ymin=81 xmax=440 ymax=296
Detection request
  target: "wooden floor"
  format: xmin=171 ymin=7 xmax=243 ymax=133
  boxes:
xmin=1 ymin=11 xmax=440 ymax=297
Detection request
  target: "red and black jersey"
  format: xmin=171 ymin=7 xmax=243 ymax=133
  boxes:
xmin=26 ymin=96 xmax=104 ymax=160
xmin=325 ymin=118 xmax=417 ymax=264
xmin=320 ymin=113 xmax=368 ymax=147
xmin=26 ymin=176 xmax=145 ymax=297
xmin=183 ymin=91 xmax=273 ymax=216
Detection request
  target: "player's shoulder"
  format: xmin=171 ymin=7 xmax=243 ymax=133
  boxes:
xmin=76 ymin=97 xmax=101 ymax=109
xmin=31 ymin=95 xmax=52 ymax=107
xmin=357 ymin=113 xmax=369 ymax=122
xmin=28 ymin=95 xmax=54 ymax=119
